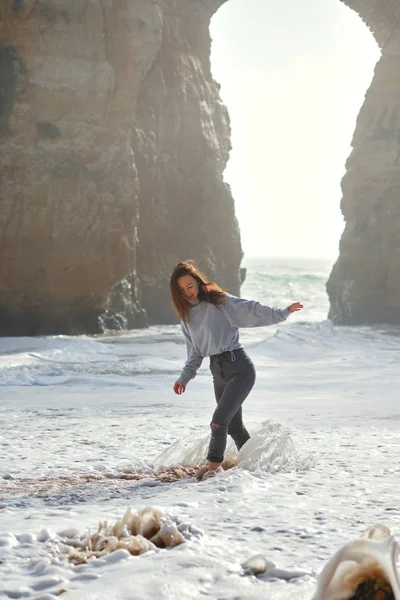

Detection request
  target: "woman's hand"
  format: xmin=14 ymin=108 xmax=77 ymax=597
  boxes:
xmin=173 ymin=381 xmax=186 ymax=395
xmin=288 ymin=302 xmax=304 ymax=313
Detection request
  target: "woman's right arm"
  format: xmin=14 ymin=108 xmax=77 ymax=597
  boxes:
xmin=174 ymin=324 xmax=203 ymax=394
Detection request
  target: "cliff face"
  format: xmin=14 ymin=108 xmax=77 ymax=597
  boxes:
xmin=3 ymin=0 xmax=399 ymax=334
xmin=134 ymin=0 xmax=241 ymax=324
xmin=0 ymin=0 xmax=240 ymax=334
xmin=327 ymin=1 xmax=400 ymax=324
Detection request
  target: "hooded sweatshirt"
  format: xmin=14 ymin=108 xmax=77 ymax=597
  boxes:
xmin=177 ymin=293 xmax=290 ymax=386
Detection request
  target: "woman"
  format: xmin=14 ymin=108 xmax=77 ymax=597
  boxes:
xmin=170 ymin=260 xmax=303 ymax=479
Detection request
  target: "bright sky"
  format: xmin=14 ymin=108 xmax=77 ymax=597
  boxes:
xmin=210 ymin=0 xmax=380 ymax=259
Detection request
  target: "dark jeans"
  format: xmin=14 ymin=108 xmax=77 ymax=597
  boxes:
xmin=207 ymin=348 xmax=256 ymax=463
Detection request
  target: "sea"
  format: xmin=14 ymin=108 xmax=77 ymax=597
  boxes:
xmin=241 ymin=256 xmax=332 ymax=322
xmin=0 ymin=257 xmax=399 ymax=600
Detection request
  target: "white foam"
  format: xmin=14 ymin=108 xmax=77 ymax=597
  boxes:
xmin=237 ymin=421 xmax=315 ymax=472
xmin=152 ymin=420 xmax=314 ymax=474
xmin=1 ymin=311 xmax=399 ymax=599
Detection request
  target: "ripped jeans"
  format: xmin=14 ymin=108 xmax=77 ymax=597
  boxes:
xmin=207 ymin=348 xmax=256 ymax=463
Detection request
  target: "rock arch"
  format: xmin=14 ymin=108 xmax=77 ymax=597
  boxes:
xmin=216 ymin=0 xmax=400 ymax=325
xmin=0 ymin=0 xmax=399 ymax=334
xmin=326 ymin=1 xmax=400 ymax=324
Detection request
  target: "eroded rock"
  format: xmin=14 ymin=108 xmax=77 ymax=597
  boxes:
xmin=0 ymin=0 xmax=241 ymax=334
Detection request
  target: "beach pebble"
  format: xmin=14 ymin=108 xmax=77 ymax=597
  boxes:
xmin=242 ymin=553 xmax=275 ymax=575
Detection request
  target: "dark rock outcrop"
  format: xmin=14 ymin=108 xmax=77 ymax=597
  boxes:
xmin=327 ymin=1 xmax=400 ymax=324
xmin=134 ymin=0 xmax=241 ymax=324
xmin=0 ymin=0 xmax=241 ymax=334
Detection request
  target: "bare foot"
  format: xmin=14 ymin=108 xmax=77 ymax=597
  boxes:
xmin=196 ymin=462 xmax=221 ymax=481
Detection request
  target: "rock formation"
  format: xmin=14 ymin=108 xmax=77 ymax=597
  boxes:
xmin=1 ymin=0 xmax=399 ymax=334
xmin=327 ymin=1 xmax=400 ymax=324
xmin=134 ymin=0 xmax=241 ymax=324
xmin=0 ymin=0 xmax=241 ymax=335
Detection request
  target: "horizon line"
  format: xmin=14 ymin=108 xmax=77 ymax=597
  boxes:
xmin=241 ymin=254 xmax=336 ymax=261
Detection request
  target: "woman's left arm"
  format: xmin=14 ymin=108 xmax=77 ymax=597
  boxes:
xmin=224 ymin=295 xmax=303 ymax=328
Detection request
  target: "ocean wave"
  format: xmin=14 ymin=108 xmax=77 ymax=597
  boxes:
xmin=0 ymin=360 xmax=178 ymax=386
xmin=266 ymin=320 xmax=400 ymax=350
xmin=2 ymin=319 xmax=398 ymax=386
xmin=0 ymin=331 xmax=185 ymax=386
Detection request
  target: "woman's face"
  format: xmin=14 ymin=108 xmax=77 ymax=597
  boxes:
xmin=177 ymin=275 xmax=200 ymax=302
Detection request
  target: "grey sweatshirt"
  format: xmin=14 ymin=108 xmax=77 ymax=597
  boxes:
xmin=178 ymin=293 xmax=290 ymax=386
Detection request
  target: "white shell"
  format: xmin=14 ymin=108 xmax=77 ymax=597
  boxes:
xmin=312 ymin=524 xmax=400 ymax=599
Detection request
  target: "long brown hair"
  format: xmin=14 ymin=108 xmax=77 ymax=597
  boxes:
xmin=170 ymin=260 xmax=226 ymax=321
